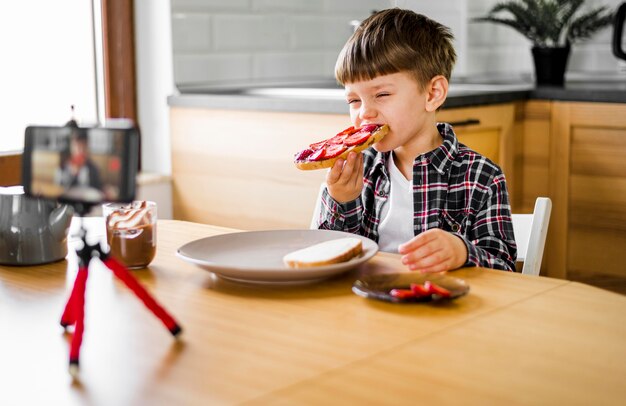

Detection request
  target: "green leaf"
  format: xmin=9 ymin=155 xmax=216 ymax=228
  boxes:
xmin=472 ymin=0 xmax=617 ymax=46
xmin=566 ymin=7 xmax=615 ymax=42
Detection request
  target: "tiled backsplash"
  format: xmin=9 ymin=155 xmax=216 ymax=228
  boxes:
xmin=171 ymin=0 xmax=624 ymax=86
xmin=171 ymin=0 xmax=388 ymax=85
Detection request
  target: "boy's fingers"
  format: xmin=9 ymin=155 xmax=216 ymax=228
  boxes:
xmin=398 ymin=230 xmax=436 ymax=254
xmin=352 ymin=153 xmax=364 ymax=188
xmin=404 ymin=248 xmax=446 ymax=270
xmin=326 ymin=158 xmax=345 ymax=184
xmin=338 ymin=153 xmax=356 ymax=183
xmin=401 ymin=245 xmax=445 ymax=267
xmin=400 ymin=231 xmax=467 ymax=272
xmin=333 ymin=152 xmax=360 ymax=186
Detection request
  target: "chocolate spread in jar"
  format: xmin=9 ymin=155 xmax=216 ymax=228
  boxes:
xmin=105 ymin=201 xmax=156 ymax=269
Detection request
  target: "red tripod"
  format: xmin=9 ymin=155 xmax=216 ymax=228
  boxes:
xmin=60 ymin=218 xmax=182 ymax=375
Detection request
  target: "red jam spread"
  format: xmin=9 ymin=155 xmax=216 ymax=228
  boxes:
xmin=294 ymin=124 xmax=381 ymax=163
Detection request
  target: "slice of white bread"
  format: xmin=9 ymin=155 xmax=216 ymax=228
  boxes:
xmin=283 ymin=237 xmax=363 ymax=268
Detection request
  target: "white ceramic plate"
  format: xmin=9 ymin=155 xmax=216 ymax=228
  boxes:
xmin=176 ymin=230 xmax=378 ymax=284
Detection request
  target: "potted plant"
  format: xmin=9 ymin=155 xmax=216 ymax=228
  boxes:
xmin=473 ymin=0 xmax=615 ymax=86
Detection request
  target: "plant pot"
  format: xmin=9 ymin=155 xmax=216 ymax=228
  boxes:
xmin=531 ymin=46 xmax=571 ymax=86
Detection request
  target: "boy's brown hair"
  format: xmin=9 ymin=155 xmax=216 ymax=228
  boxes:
xmin=335 ymin=8 xmax=456 ymax=90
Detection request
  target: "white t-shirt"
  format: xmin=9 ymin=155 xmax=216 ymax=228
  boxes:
xmin=377 ymin=153 xmax=415 ymax=253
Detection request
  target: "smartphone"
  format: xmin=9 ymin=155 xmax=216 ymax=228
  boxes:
xmin=22 ymin=123 xmax=140 ymax=205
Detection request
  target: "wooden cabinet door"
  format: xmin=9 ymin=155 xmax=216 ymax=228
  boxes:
xmin=548 ymin=101 xmax=626 ymax=281
xmin=454 ymin=129 xmax=500 ymax=164
xmin=170 ymin=108 xmax=340 ymax=230
xmin=437 ymin=103 xmax=515 ymax=167
xmin=437 ymin=103 xmax=518 ymax=205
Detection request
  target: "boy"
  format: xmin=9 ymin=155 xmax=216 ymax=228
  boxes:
xmin=58 ymin=131 xmax=102 ymax=191
xmin=312 ymin=8 xmax=516 ymax=272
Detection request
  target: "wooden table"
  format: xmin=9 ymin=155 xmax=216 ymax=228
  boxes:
xmin=1 ymin=219 xmax=625 ymax=405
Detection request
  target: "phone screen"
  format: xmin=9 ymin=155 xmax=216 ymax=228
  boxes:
xmin=22 ymin=125 xmax=139 ymax=204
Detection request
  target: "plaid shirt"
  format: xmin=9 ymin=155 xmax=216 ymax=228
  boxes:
xmin=314 ymin=123 xmax=517 ymax=271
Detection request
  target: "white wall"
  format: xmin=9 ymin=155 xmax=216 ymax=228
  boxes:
xmin=135 ymin=0 xmax=175 ymax=175
xmin=170 ymin=0 xmax=393 ymax=85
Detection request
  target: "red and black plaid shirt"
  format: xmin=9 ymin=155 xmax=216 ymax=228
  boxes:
xmin=315 ymin=123 xmax=517 ymax=271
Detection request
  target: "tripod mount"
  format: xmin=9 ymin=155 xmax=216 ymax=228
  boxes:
xmin=60 ymin=203 xmax=182 ymax=376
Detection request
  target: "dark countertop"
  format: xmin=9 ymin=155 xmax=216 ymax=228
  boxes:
xmin=530 ymin=80 xmax=626 ymax=104
xmin=168 ymin=74 xmax=626 ymax=113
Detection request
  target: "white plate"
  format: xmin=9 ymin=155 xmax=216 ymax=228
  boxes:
xmin=176 ymin=230 xmax=378 ymax=284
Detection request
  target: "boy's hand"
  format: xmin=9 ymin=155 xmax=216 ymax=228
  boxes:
xmin=326 ymin=152 xmax=364 ymax=203
xmin=398 ymin=229 xmax=468 ymax=273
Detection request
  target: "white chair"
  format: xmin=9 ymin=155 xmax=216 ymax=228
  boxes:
xmin=310 ymin=183 xmax=326 ymax=229
xmin=512 ymin=197 xmax=552 ymax=276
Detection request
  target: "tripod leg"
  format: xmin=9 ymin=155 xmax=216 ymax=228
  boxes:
xmin=60 ymin=264 xmax=89 ymax=328
xmin=60 ymin=276 xmax=78 ymax=327
xmin=103 ymin=257 xmax=182 ymax=336
xmin=68 ymin=266 xmax=89 ymax=374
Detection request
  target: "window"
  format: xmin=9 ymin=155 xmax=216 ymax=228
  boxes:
xmin=0 ymin=0 xmax=100 ymax=153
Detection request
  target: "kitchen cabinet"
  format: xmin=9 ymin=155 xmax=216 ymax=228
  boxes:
xmin=517 ymin=101 xmax=552 ymax=213
xmin=436 ymin=103 xmax=519 ymax=207
xmin=513 ymin=100 xmax=626 ymax=281
xmin=515 ymin=100 xmax=554 ymax=276
xmin=170 ymin=103 xmax=519 ymax=231
xmin=546 ymin=101 xmax=626 ymax=281
xmin=170 ymin=107 xmax=336 ymax=230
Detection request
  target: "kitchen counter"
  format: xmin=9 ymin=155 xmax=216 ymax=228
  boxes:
xmin=168 ymin=75 xmax=626 ymax=113
xmin=531 ymin=80 xmax=626 ymax=103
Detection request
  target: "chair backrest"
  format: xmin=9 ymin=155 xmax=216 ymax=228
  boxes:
xmin=310 ymin=183 xmax=326 ymax=229
xmin=512 ymin=197 xmax=552 ymax=276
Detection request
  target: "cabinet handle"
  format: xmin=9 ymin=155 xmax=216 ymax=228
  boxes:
xmin=448 ymin=119 xmax=481 ymax=127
